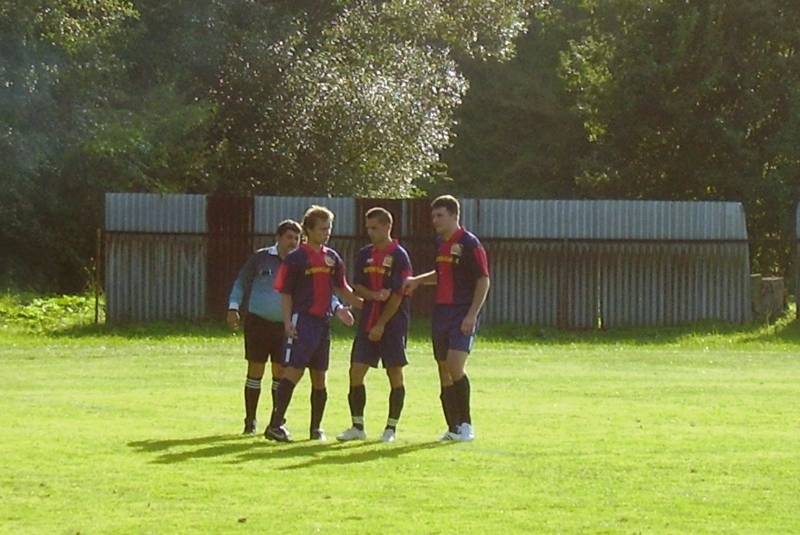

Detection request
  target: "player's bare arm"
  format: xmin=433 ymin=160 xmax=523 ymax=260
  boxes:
xmin=402 ymin=270 xmax=437 ymax=294
xmin=281 ymin=293 xmax=297 ymax=339
xmin=368 ymin=292 xmax=404 ymax=342
xmin=461 ymin=276 xmax=490 ymax=335
xmin=335 ymin=285 xmax=365 ymax=310
xmin=354 ymin=284 xmax=390 ymax=302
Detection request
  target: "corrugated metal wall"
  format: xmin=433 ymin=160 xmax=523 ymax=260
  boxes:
xmin=105 ymin=194 xmax=206 ymax=322
xmin=475 ymin=200 xmax=751 ymax=327
xmin=105 ymin=194 xmax=751 ymax=326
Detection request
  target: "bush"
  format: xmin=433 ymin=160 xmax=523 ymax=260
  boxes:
xmin=0 ymin=293 xmax=103 ymax=334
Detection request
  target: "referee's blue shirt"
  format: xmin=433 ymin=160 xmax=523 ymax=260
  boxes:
xmin=228 ymin=245 xmax=345 ymax=322
xmin=228 ymin=245 xmax=284 ymax=322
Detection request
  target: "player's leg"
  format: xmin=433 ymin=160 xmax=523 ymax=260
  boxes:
xmin=265 ymin=365 xmax=304 ymax=441
xmin=381 ymin=366 xmax=405 ymax=443
xmin=444 ymin=308 xmax=476 ymax=442
xmin=437 ymin=360 xmax=461 ymax=441
xmin=244 ymin=361 xmax=265 ymax=434
xmin=269 ymin=360 xmax=284 ymax=414
xmin=307 ymin=321 xmax=332 ymax=441
xmin=309 ymin=368 xmax=328 ymax=441
xmin=445 ymin=349 xmax=473 ymax=441
xmin=433 ymin=325 xmax=460 ymax=440
xmin=337 ymin=362 xmax=369 ymax=441
xmin=242 ymin=314 xmax=269 ymax=435
xmin=266 ymin=321 xmax=287 ymax=423
xmin=380 ymin=334 xmax=408 ymax=442
xmin=265 ymin=314 xmax=311 ymax=442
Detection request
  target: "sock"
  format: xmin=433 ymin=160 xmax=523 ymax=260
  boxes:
xmin=453 ymin=375 xmax=471 ymax=425
xmin=244 ymin=375 xmax=262 ymax=424
xmin=270 ymin=377 xmax=280 ymax=412
xmin=440 ymin=385 xmax=460 ymax=433
xmin=348 ymin=384 xmax=367 ymax=430
xmin=310 ymin=387 xmax=328 ymax=432
xmin=386 ymin=385 xmax=405 ymax=431
xmin=268 ymin=378 xmax=296 ymax=428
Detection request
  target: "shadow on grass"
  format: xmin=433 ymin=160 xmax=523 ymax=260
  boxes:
xmin=270 ymin=440 xmax=450 ymax=470
xmin=127 ymin=433 xmax=453 ymax=467
xmin=128 ymin=434 xmax=267 ymax=464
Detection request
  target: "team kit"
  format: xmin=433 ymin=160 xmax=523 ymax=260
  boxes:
xmin=226 ymin=195 xmax=491 ymax=444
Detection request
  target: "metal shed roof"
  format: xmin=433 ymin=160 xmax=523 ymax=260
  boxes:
xmin=476 ymin=199 xmax=747 ymax=240
xmin=105 ymin=193 xmax=206 ymax=233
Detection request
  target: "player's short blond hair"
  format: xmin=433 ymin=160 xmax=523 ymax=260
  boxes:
xmin=302 ymin=205 xmax=334 ymax=233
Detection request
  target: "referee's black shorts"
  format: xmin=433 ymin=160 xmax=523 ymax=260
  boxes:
xmin=243 ymin=313 xmax=285 ymax=364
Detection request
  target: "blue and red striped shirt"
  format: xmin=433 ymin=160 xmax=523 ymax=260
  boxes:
xmin=435 ymin=227 xmax=490 ymax=305
xmin=274 ymin=243 xmax=347 ymax=318
xmin=353 ymin=239 xmax=413 ymax=334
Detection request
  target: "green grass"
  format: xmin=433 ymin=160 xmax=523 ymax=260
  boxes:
xmin=2 ymin=296 xmax=800 ymax=534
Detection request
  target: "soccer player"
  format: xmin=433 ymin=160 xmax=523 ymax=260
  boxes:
xmin=265 ymin=205 xmax=363 ymax=442
xmin=336 ymin=207 xmax=413 ymax=443
xmin=227 ymin=220 xmax=353 ymax=435
xmin=402 ymin=195 xmax=490 ymax=442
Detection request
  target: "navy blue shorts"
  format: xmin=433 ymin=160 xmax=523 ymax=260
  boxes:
xmin=282 ymin=313 xmax=331 ymax=371
xmin=432 ymin=305 xmax=477 ymax=362
xmin=243 ymin=314 xmax=285 ymax=364
xmin=350 ymin=332 xmax=408 ymax=369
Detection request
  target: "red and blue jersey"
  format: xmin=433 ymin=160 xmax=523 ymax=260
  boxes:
xmin=435 ymin=227 xmax=490 ymax=305
xmin=353 ymin=239 xmax=412 ymax=334
xmin=274 ymin=243 xmax=347 ymax=318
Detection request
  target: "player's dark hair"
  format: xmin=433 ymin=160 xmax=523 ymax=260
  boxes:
xmin=302 ymin=205 xmax=334 ymax=233
xmin=275 ymin=219 xmax=302 ymax=237
xmin=431 ymin=195 xmax=460 ymax=216
xmin=365 ymin=207 xmax=393 ymax=226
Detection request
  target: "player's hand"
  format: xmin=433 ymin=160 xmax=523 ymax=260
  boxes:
xmin=375 ymin=288 xmax=391 ymax=302
xmin=401 ymin=277 xmax=418 ymax=296
xmin=461 ymin=315 xmax=477 ymax=336
xmin=284 ymin=323 xmax=298 ymax=339
xmin=368 ymin=324 xmax=384 ymax=342
xmin=226 ymin=310 xmax=240 ymax=330
xmin=335 ymin=306 xmax=355 ymax=327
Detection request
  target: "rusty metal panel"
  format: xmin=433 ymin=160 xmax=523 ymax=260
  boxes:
xmin=105 ymin=234 xmax=206 ymax=322
xmin=105 ymin=192 xmax=205 ymax=233
xmin=206 ymin=196 xmax=254 ymax=321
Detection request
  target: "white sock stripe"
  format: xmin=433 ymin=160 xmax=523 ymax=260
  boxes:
xmin=352 ymin=416 xmax=365 ymax=425
xmin=386 ymin=418 xmax=399 ymax=426
xmin=245 ymin=378 xmax=262 ymax=389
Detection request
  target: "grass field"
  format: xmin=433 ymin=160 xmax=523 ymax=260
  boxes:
xmin=2 ymin=295 xmax=800 ymax=534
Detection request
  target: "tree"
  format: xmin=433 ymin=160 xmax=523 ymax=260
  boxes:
xmin=0 ymin=0 xmax=136 ymax=290
xmin=436 ymin=3 xmax=591 ymax=198
xmin=560 ymin=0 xmax=800 ymax=272
xmin=207 ymin=0 xmax=534 ymax=197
